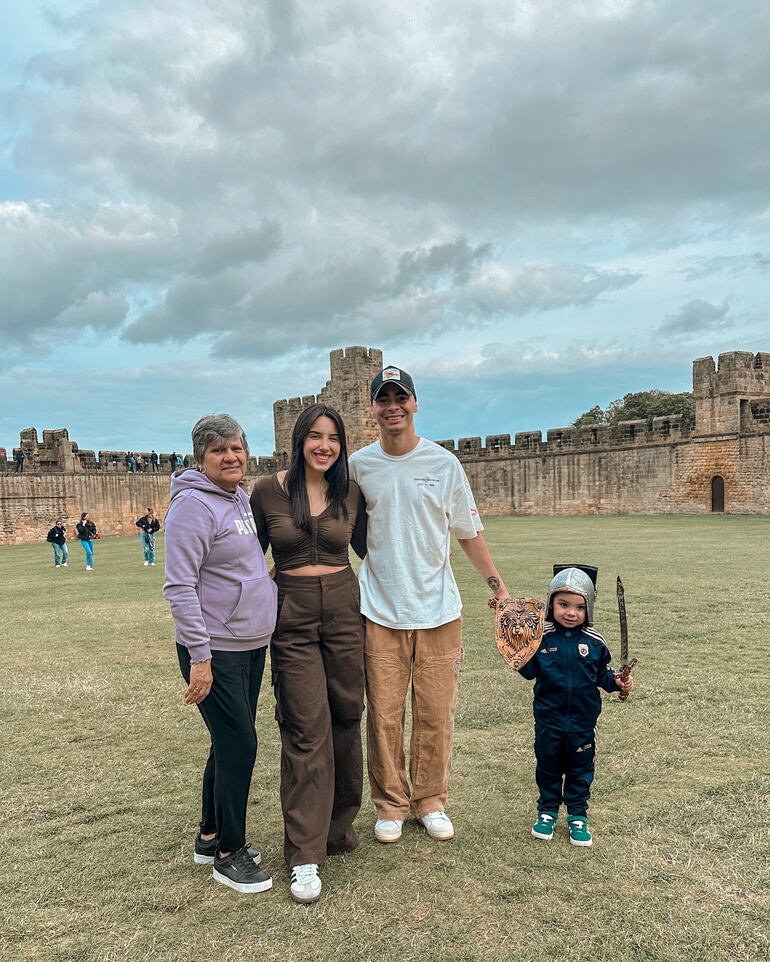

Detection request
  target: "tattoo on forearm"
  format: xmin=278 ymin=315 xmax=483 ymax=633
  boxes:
xmin=487 ymin=576 xmax=501 ymax=592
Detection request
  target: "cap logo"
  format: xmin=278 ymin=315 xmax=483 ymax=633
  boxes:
xmin=382 ymin=366 xmax=402 ymax=381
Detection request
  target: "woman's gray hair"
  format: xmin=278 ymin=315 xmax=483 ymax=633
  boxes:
xmin=191 ymin=414 xmax=249 ymax=465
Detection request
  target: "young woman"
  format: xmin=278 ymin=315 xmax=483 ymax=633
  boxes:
xmin=135 ymin=507 xmax=160 ymax=566
xmin=76 ymin=512 xmax=97 ymax=570
xmin=250 ymin=403 xmax=367 ymax=905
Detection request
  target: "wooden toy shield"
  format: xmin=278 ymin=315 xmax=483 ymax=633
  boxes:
xmin=490 ymin=597 xmax=545 ymax=671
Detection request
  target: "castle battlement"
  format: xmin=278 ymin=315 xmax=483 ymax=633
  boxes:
xmin=272 ymin=345 xmax=383 ymax=456
xmin=693 ymin=351 xmax=770 ymax=435
xmin=435 ymin=412 xmax=692 ymax=460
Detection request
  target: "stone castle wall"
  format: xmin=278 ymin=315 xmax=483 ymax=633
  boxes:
xmin=0 ymin=473 xmax=174 ymax=545
xmin=3 ymin=348 xmax=770 ymax=545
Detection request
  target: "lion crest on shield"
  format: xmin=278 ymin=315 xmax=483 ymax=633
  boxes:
xmin=489 ymin=596 xmax=546 ymax=671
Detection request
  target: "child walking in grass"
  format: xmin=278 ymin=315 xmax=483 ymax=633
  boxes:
xmin=518 ymin=565 xmax=633 ymax=847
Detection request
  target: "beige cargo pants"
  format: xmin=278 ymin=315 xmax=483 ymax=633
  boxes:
xmin=364 ymin=617 xmax=463 ymax=820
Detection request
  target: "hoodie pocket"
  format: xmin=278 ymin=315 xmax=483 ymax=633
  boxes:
xmin=224 ymin=575 xmax=278 ymax=639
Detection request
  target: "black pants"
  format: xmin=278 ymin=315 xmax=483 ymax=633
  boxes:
xmin=177 ymin=644 xmax=267 ymax=853
xmin=535 ymin=723 xmax=595 ymax=817
xmin=272 ymin=567 xmax=365 ymax=868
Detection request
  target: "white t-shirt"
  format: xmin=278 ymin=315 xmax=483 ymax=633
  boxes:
xmin=349 ymin=437 xmax=484 ymax=630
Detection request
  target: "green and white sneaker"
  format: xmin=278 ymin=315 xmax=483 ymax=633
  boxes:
xmin=568 ymin=816 xmax=592 ymax=847
xmin=531 ymin=811 xmax=558 ymax=840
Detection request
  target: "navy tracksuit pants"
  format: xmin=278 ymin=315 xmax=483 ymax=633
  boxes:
xmin=535 ymin=723 xmax=595 ymax=817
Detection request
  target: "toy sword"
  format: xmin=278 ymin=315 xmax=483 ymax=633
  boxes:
xmin=616 ymin=576 xmax=637 ymax=702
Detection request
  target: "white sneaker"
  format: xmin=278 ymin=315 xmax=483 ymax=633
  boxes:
xmin=150 ymin=562 xmax=156 ymax=566
xmin=86 ymin=566 xmax=93 ymax=571
xmin=290 ymin=863 xmax=321 ymax=904
xmin=62 ymin=563 xmax=68 ymax=567
xmin=144 ymin=561 xmax=149 ymax=566
xmin=374 ymin=818 xmax=404 ymax=843
xmin=419 ymin=811 xmax=455 ymax=840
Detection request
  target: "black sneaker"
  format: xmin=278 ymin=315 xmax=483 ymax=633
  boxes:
xmin=213 ymin=846 xmax=272 ymax=894
xmin=194 ymin=834 xmax=262 ymax=866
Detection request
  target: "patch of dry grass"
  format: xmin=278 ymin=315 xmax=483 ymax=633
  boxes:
xmin=2 ymin=517 xmax=769 ymax=961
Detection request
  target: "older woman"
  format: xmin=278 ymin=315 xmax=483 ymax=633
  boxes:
xmin=250 ymin=403 xmax=366 ymax=904
xmin=164 ymin=413 xmax=277 ymax=895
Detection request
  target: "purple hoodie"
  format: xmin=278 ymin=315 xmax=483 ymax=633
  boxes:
xmin=164 ymin=469 xmax=277 ymax=663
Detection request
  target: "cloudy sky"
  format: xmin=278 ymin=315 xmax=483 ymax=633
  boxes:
xmin=2 ymin=0 xmax=769 ymax=456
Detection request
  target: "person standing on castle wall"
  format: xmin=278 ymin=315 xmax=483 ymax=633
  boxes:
xmin=170 ymin=452 xmax=179 ymax=472
xmin=46 ymin=520 xmax=68 ymax=567
xmin=136 ymin=454 xmax=145 ymax=473
xmin=76 ymin=512 xmax=97 ymax=571
xmin=15 ymin=448 xmax=24 ymax=472
xmin=250 ymin=403 xmax=367 ymax=905
xmin=349 ymin=366 xmax=510 ymax=845
xmin=150 ymin=450 xmax=160 ymax=473
xmin=135 ymin=508 xmax=160 ymax=566
xmin=164 ymin=413 xmax=277 ymax=897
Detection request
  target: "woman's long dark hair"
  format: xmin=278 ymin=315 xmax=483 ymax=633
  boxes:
xmin=285 ymin=403 xmax=350 ymax=533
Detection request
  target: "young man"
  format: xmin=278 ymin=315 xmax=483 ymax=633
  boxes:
xmin=349 ymin=366 xmax=509 ymax=844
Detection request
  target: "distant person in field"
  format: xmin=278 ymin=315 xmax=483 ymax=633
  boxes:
xmin=164 ymin=413 xmax=277 ymax=897
xmin=519 ymin=565 xmax=633 ymax=848
xmin=15 ymin=448 xmax=24 ymax=472
xmin=135 ymin=508 xmax=160 ymax=566
xmin=76 ymin=513 xmax=97 ymax=571
xmin=250 ymin=403 xmax=367 ymax=905
xmin=46 ymin=520 xmax=68 ymax=567
xmin=349 ymin=365 xmax=509 ymax=845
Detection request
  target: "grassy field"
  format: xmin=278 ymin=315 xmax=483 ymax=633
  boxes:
xmin=2 ymin=516 xmax=769 ymax=962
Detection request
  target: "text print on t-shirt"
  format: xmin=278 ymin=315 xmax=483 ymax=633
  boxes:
xmin=414 ymin=476 xmax=440 ymax=488
xmin=234 ymin=516 xmax=258 ymax=536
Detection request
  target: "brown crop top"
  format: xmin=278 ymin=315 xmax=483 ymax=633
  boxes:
xmin=250 ymin=473 xmax=367 ymax=571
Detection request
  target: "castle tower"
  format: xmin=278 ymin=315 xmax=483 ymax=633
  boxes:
xmin=693 ymin=351 xmax=770 ymax=435
xmin=273 ymin=346 xmax=384 ymax=456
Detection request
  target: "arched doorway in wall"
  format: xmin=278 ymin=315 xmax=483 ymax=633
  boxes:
xmin=711 ymin=475 xmax=725 ymax=513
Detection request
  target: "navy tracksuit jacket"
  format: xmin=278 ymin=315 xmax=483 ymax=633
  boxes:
xmin=519 ymin=622 xmax=620 ymax=815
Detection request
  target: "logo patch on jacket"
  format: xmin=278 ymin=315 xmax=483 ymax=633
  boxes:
xmin=578 ymin=643 xmax=589 ymax=657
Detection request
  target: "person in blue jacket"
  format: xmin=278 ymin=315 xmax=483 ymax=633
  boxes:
xmin=518 ymin=565 xmax=633 ymax=847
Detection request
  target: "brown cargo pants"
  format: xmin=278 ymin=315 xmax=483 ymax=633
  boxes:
xmin=364 ymin=617 xmax=463 ymax=821
xmin=271 ymin=567 xmax=365 ymax=868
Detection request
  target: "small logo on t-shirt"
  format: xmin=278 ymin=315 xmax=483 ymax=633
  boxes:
xmin=414 ymin=475 xmax=439 ymax=488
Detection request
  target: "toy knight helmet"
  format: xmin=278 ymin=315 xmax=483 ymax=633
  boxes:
xmin=546 ymin=564 xmax=598 ymax=626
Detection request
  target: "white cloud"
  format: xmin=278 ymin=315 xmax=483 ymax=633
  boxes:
xmin=657 ymin=299 xmax=732 ymax=336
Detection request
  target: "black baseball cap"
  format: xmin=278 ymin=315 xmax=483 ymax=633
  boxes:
xmin=370 ymin=366 xmax=417 ymax=402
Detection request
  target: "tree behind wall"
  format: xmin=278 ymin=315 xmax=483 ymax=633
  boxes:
xmin=573 ymin=390 xmax=695 ymax=430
